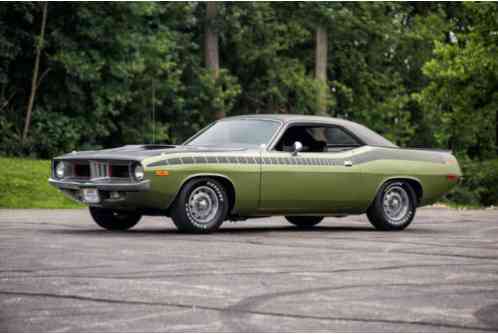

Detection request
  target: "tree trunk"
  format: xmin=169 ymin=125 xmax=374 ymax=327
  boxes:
xmin=22 ymin=2 xmax=48 ymax=144
xmin=315 ymin=26 xmax=328 ymax=116
xmin=204 ymin=2 xmax=224 ymax=119
xmin=496 ymin=109 xmax=498 ymax=155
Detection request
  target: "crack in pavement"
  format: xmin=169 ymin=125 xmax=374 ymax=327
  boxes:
xmin=2 ymin=261 xmax=496 ymax=280
xmin=222 ymin=280 xmax=498 ymax=331
xmin=0 ymin=290 xmax=494 ymax=332
xmin=0 ymin=265 xmax=110 ymax=274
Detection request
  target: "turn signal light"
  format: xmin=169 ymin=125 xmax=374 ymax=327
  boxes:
xmin=155 ymin=170 xmax=169 ymax=176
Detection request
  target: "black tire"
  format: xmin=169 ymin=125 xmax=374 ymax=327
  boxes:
xmin=171 ymin=178 xmax=229 ymax=233
xmin=367 ymin=181 xmax=417 ymax=231
xmin=285 ymin=216 xmax=324 ymax=228
xmin=89 ymin=207 xmax=142 ymax=231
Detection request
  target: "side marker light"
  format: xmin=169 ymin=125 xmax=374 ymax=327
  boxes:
xmin=155 ymin=170 xmax=169 ymax=176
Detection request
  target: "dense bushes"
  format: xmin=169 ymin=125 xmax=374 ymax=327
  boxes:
xmin=2 ymin=3 xmax=496 ymax=160
xmin=444 ymin=158 xmax=498 ymax=207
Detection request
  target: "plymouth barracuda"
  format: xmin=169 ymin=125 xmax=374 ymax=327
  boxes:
xmin=49 ymin=114 xmax=462 ymax=233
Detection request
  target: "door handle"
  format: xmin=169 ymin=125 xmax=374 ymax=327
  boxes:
xmin=344 ymin=160 xmax=353 ymax=167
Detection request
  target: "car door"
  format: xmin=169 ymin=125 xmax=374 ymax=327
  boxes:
xmin=258 ymin=124 xmax=364 ymax=214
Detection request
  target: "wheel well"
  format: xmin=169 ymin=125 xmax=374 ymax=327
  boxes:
xmin=388 ymin=178 xmax=423 ymax=205
xmin=211 ymin=176 xmax=236 ymax=213
xmin=172 ymin=175 xmax=236 ymax=214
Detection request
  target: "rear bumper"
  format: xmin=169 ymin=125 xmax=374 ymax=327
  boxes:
xmin=48 ymin=178 xmax=150 ymax=192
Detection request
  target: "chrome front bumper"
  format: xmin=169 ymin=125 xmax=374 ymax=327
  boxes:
xmin=48 ymin=178 xmax=150 ymax=192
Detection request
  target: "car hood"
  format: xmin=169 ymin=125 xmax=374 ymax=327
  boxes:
xmin=55 ymin=145 xmax=249 ymax=161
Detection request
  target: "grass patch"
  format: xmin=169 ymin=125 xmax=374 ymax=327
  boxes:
xmin=432 ymin=202 xmax=485 ymax=210
xmin=0 ymin=157 xmax=83 ymax=208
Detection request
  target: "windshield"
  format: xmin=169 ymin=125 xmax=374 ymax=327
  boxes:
xmin=185 ymin=119 xmax=281 ymax=148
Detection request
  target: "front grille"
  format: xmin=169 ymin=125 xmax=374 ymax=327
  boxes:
xmin=91 ymin=161 xmax=109 ymax=179
xmin=110 ymin=165 xmax=130 ymax=178
xmin=74 ymin=163 xmax=90 ymax=178
xmin=56 ymin=160 xmax=132 ymax=180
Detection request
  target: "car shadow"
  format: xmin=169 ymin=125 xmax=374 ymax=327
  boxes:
xmin=42 ymin=224 xmax=435 ymax=237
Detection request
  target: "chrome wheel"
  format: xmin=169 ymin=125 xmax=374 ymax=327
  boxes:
xmin=172 ymin=178 xmax=228 ymax=233
xmin=383 ymin=185 xmax=410 ymax=224
xmin=187 ymin=186 xmax=220 ymax=224
xmin=367 ymin=181 xmax=416 ymax=231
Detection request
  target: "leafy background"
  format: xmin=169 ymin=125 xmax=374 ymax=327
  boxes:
xmin=0 ymin=2 xmax=497 ymax=206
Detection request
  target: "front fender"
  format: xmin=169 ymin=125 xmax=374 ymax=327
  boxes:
xmin=143 ymin=160 xmax=261 ymax=215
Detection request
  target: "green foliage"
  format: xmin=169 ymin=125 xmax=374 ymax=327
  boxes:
xmin=222 ymin=3 xmax=317 ymax=114
xmin=0 ymin=3 xmax=497 ymax=204
xmin=444 ymin=158 xmax=498 ymax=207
xmin=196 ymin=69 xmax=241 ymax=119
xmin=417 ymin=3 xmax=498 ymax=158
xmin=1 ymin=3 xmax=197 ymax=155
xmin=0 ymin=157 xmax=83 ymax=208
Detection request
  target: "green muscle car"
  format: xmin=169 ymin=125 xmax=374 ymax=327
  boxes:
xmin=49 ymin=114 xmax=461 ymax=233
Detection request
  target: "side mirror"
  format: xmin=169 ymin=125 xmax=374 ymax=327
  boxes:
xmin=292 ymin=141 xmax=303 ymax=156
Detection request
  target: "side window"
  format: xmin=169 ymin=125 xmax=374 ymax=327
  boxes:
xmin=275 ymin=125 xmax=362 ymax=153
xmin=275 ymin=126 xmax=328 ymax=153
xmin=325 ymin=127 xmax=361 ymax=152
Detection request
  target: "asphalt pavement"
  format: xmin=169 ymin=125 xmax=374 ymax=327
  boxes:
xmin=0 ymin=208 xmax=497 ymax=332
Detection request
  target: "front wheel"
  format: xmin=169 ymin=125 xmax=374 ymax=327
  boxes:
xmin=285 ymin=216 xmax=324 ymax=228
xmin=367 ymin=181 xmax=417 ymax=231
xmin=171 ymin=178 xmax=229 ymax=233
xmin=89 ymin=207 xmax=142 ymax=231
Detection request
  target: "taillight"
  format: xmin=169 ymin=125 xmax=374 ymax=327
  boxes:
xmin=447 ymin=174 xmax=459 ymax=182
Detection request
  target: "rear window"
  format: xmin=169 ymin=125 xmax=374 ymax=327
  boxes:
xmin=348 ymin=123 xmax=398 ymax=147
xmin=323 ymin=127 xmax=360 ymax=146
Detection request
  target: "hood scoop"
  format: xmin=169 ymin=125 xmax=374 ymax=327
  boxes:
xmin=140 ymin=144 xmax=176 ymax=150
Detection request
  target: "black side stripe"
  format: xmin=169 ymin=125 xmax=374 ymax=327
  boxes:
xmin=147 ymin=155 xmax=443 ymax=168
xmin=146 ymin=147 xmax=445 ymax=168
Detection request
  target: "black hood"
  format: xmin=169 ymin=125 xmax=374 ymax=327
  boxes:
xmin=56 ymin=145 xmax=247 ymax=161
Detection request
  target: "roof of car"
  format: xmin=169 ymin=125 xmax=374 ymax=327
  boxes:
xmin=225 ymin=114 xmax=356 ymax=126
xmin=223 ymin=114 xmax=398 ymax=148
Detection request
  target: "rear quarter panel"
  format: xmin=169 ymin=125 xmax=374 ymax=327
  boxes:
xmin=354 ymin=146 xmax=461 ymax=208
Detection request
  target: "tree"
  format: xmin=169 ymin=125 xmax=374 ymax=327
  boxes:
xmin=204 ymin=2 xmax=223 ymax=119
xmin=418 ymin=3 xmax=498 ymax=158
xmin=22 ymin=2 xmax=47 ymax=144
xmin=315 ymin=25 xmax=328 ymax=115
xmin=0 ymin=2 xmax=495 ymax=162
xmin=221 ymin=3 xmax=315 ymax=114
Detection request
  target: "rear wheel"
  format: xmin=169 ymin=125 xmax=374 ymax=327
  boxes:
xmin=171 ymin=178 xmax=229 ymax=233
xmin=367 ymin=181 xmax=417 ymax=231
xmin=89 ymin=207 xmax=142 ymax=231
xmin=285 ymin=216 xmax=323 ymax=228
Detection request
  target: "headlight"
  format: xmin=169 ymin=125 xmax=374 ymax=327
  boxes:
xmin=134 ymin=164 xmax=144 ymax=181
xmin=55 ymin=161 xmax=65 ymax=179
